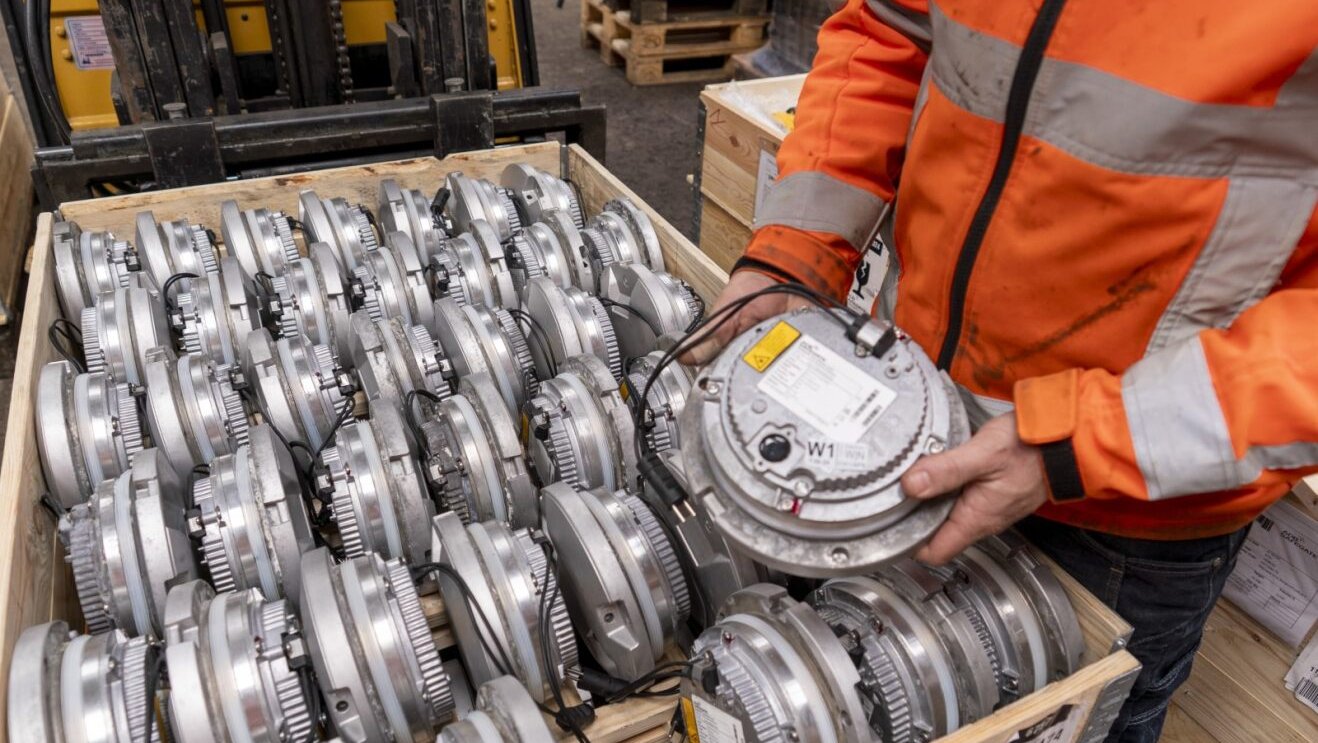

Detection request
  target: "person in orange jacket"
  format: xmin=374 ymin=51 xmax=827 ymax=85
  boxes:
xmin=689 ymin=1 xmax=1318 ymax=740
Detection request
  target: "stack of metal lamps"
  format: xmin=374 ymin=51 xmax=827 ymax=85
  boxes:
xmin=12 ymin=161 xmax=1087 ymax=743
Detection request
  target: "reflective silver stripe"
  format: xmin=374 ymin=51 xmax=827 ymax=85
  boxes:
xmin=866 ymin=0 xmax=932 ymax=53
xmin=954 ymin=383 xmax=1014 ymax=431
xmin=754 ymin=171 xmax=889 ymax=250
xmin=928 ymin=5 xmax=1318 ymax=181
xmin=1145 ymin=179 xmax=1318 ymax=354
xmin=1123 ymin=337 xmax=1318 ymax=500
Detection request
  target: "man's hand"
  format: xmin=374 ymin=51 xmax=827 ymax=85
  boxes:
xmin=900 ymin=414 xmax=1048 ymax=565
xmin=680 ymin=270 xmax=814 ymax=365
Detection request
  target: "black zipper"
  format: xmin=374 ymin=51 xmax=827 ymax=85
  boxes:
xmin=935 ymin=0 xmax=1071 ymax=370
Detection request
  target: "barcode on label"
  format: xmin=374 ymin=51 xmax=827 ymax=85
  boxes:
xmin=1297 ymin=678 xmax=1318 ymax=705
xmin=1257 ymin=513 xmax=1275 ymax=531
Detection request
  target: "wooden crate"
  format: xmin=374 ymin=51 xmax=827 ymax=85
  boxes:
xmin=0 ymin=67 xmax=35 ymax=326
xmin=695 ymin=74 xmax=805 ymax=269
xmin=582 ymin=0 xmax=768 ymax=86
xmin=0 ymin=141 xmax=1141 ymax=743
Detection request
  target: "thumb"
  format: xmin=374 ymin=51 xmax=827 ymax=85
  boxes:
xmin=901 ymin=440 xmax=995 ymax=500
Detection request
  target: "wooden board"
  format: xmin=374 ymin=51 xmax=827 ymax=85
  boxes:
xmin=613 ymin=0 xmax=768 ymax=25
xmin=613 ymin=10 xmax=768 ymax=58
xmin=697 ymin=195 xmax=750 ymax=272
xmin=0 ymin=92 xmax=35 ymax=325
xmin=1174 ymin=600 xmax=1318 ymax=743
xmin=3 ymin=141 xmax=1142 ymax=743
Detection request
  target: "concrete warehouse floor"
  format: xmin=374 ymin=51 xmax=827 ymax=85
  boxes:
xmin=532 ymin=0 xmax=707 ymax=237
xmin=0 ymin=1 xmax=712 ymax=460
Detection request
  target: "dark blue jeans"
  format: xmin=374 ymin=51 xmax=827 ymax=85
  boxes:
xmin=1015 ymin=516 xmax=1251 ymax=743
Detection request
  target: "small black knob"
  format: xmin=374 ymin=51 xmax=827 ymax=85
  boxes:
xmin=759 ymin=434 xmax=791 ymax=462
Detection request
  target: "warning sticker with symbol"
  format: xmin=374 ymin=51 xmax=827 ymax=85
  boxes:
xmin=741 ymin=321 xmax=800 ymax=373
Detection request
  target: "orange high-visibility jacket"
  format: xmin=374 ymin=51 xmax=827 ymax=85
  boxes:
xmin=743 ymin=0 xmax=1318 ymax=539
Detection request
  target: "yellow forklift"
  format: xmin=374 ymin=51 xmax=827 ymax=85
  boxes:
xmin=3 ymin=1 xmax=604 ymax=205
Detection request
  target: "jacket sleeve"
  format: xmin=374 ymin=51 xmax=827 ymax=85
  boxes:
xmin=1014 ymin=241 xmax=1318 ymax=502
xmin=740 ymin=0 xmax=931 ymax=299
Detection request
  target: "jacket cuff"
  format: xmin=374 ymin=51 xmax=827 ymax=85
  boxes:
xmin=1015 ymin=369 xmax=1087 ymax=503
xmin=743 ymin=225 xmax=860 ymax=301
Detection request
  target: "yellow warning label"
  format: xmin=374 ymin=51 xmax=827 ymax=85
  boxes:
xmin=520 ymin=411 xmax=530 ymax=443
xmin=619 ymin=379 xmax=631 ymax=402
xmin=742 ymin=321 xmax=801 ymax=372
xmin=682 ymin=697 xmax=701 ymax=743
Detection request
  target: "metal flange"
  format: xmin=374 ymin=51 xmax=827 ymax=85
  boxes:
xmin=509 ymin=220 xmax=574 ymax=293
xmin=638 ymin=452 xmax=767 ymax=631
xmin=53 ymin=220 xmax=141 ymax=319
xmin=141 ymin=347 xmax=249 ymax=474
xmin=541 ymin=483 xmax=690 ymax=680
xmin=523 ymin=354 xmax=636 ymax=494
xmin=437 ymin=676 xmax=556 ymax=743
xmin=680 ymin=308 xmax=969 ymax=577
xmin=520 ymin=278 xmax=621 ymax=381
xmin=8 ymin=621 xmax=160 ymax=743
xmin=60 ymin=448 xmax=198 ymax=638
xmin=173 ymin=256 xmax=261 ymax=368
xmin=686 ymin=583 xmax=870 ymax=743
xmin=875 ymin=560 xmax=1002 ymax=725
xmin=298 ymin=190 xmax=379 ymax=271
xmin=380 ymin=179 xmax=445 ymax=263
xmin=422 ymin=373 xmax=537 ymax=529
xmin=81 ymin=272 xmax=171 ymax=386
xmin=809 ymin=576 xmax=963 ymax=743
xmin=445 ymin=173 xmax=521 ymax=241
xmin=189 ymin=424 xmax=317 ymax=603
xmin=299 ymin=548 xmax=455 ymax=742
xmin=578 ymin=199 xmax=665 ymax=284
xmin=136 ymin=210 xmax=220 ymax=289
xmin=500 ymin=163 xmax=586 ymax=229
xmin=598 ymin=263 xmax=700 ymax=362
xmin=431 ymin=298 xmax=538 ymax=416
xmin=243 ymin=327 xmax=352 ymax=451
xmin=941 ymin=532 xmax=1085 ymax=696
xmin=163 ymin=581 xmax=315 ymax=743
xmin=349 ymin=310 xmax=454 ymax=423
xmin=324 ymin=405 xmax=433 ymax=563
xmin=429 ymin=513 xmax=579 ymax=703
xmin=538 ymin=210 xmax=595 ymax=292
xmin=356 ymin=231 xmax=435 ymax=330
xmin=219 ymin=199 xmax=300 ymax=280
xmin=269 ymin=243 xmax=355 ymax=361
xmin=623 ymin=350 xmax=694 ymax=456
xmin=36 ymin=360 xmax=144 ymax=509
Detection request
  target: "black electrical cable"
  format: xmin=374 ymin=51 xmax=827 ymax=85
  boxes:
xmin=507 ymin=307 xmax=558 ymax=378
xmin=403 ymin=388 xmax=446 ymax=458
xmin=632 ymin=282 xmax=854 ymax=472
xmin=25 ymin=0 xmax=71 ymax=142
xmin=161 ymin=272 xmax=201 ymax=313
xmin=410 ymin=562 xmax=517 ymax=677
xmin=534 ymin=537 xmax=592 ymax=743
xmin=47 ymin=318 xmax=86 ymax=373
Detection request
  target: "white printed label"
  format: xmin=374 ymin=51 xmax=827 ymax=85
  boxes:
xmin=757 ymin=335 xmax=897 ymax=444
xmin=847 ymin=237 xmax=889 ymax=315
xmin=692 ymin=695 xmax=746 ymax=743
xmin=1006 ymin=703 xmax=1085 ymax=743
xmin=805 ymin=439 xmax=873 ymax=472
xmin=65 ymin=16 xmax=115 ymax=70
xmin=1222 ymin=499 xmax=1318 ymax=647
xmin=1284 ymin=632 xmax=1318 ymax=714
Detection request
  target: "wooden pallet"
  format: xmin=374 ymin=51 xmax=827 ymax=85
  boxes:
xmin=611 ymin=0 xmax=768 ymax=24
xmin=581 ymin=0 xmax=768 ymax=85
